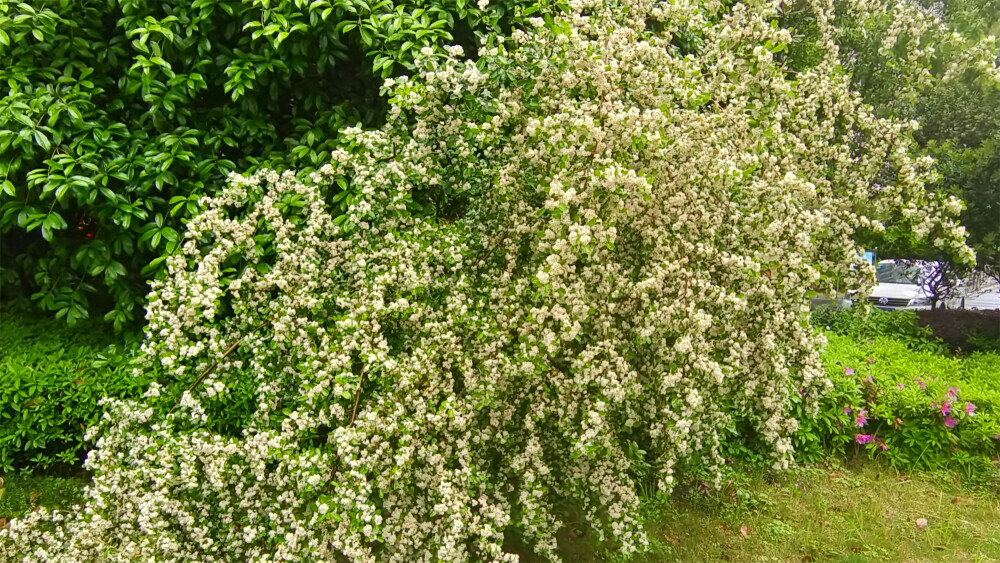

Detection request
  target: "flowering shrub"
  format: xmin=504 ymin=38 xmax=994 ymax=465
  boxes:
xmin=0 ymin=0 xmax=973 ymax=560
xmin=792 ymin=333 xmax=1000 ymax=480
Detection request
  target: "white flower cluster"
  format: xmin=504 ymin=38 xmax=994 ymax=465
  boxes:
xmin=0 ymin=0 xmax=972 ymax=561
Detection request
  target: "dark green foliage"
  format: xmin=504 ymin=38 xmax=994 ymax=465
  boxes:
xmin=792 ymin=333 xmax=1000 ymax=482
xmin=0 ymin=0 xmax=531 ymax=327
xmin=915 ymin=308 xmax=1000 ymax=354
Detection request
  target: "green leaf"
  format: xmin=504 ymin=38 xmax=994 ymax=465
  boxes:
xmin=33 ymin=130 xmax=51 ymax=152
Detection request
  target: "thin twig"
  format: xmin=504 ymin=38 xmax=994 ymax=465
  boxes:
xmin=348 ymin=364 xmax=368 ymax=427
xmin=326 ymin=364 xmax=369 ymax=482
xmin=168 ymin=322 xmax=265 ymax=414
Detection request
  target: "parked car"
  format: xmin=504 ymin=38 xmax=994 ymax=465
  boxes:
xmin=866 ymin=260 xmax=935 ymax=311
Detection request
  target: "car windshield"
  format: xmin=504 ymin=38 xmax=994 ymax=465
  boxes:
xmin=876 ymin=262 xmax=920 ymax=284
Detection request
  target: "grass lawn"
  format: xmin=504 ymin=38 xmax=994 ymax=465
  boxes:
xmin=542 ymin=461 xmax=1000 ymax=562
xmin=2 ymin=462 xmax=998 ymax=562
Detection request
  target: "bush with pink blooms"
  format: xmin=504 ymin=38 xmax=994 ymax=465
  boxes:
xmin=791 ymin=332 xmax=1000 ymax=481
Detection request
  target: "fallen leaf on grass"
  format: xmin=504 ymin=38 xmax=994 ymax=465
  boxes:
xmin=739 ymin=525 xmax=750 ymax=538
xmin=915 ymin=518 xmax=928 ymax=530
xmin=660 ymin=533 xmax=680 ymax=547
xmin=823 ymin=520 xmax=831 ymax=527
xmin=951 ymin=496 xmax=962 ymax=504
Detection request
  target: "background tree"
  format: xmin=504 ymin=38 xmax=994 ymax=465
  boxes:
xmin=829 ymin=0 xmax=1000 ymax=294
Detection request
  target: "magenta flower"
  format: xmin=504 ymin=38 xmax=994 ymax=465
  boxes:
xmin=856 ymin=434 xmax=873 ymax=445
xmin=944 ymin=416 xmax=958 ymax=429
xmin=843 ymin=406 xmax=852 ymax=415
xmin=880 ymin=442 xmax=889 ymax=451
xmin=855 ymin=409 xmax=868 ymax=427
xmin=965 ymin=402 xmax=976 ymax=416
xmin=947 ymin=387 xmax=960 ymax=399
xmin=844 ymin=367 xmax=855 ymax=376
xmin=940 ymin=401 xmax=952 ymax=416
xmin=915 ymin=378 xmax=927 ymax=390
xmin=897 ymin=382 xmax=906 ymax=389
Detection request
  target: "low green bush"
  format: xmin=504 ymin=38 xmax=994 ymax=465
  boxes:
xmin=0 ymin=310 xmax=148 ymax=472
xmin=792 ymin=333 xmax=1000 ymax=481
xmin=0 ymin=306 xmax=263 ymax=473
xmin=810 ymin=305 xmax=948 ymax=355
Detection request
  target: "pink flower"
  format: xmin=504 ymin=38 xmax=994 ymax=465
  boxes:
xmin=940 ymin=401 xmax=952 ymax=416
xmin=944 ymin=416 xmax=958 ymax=429
xmin=843 ymin=406 xmax=852 ymax=415
xmin=866 ymin=357 xmax=875 ymax=365
xmin=915 ymin=378 xmax=927 ymax=390
xmin=844 ymin=367 xmax=855 ymax=376
xmin=856 ymin=434 xmax=873 ymax=445
xmin=880 ymin=442 xmax=889 ymax=451
xmin=896 ymin=382 xmax=906 ymax=389
xmin=965 ymin=402 xmax=975 ymax=416
xmin=947 ymin=387 xmax=960 ymax=399
xmin=855 ymin=409 xmax=868 ymax=427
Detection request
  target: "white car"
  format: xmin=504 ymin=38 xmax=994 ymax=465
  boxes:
xmin=866 ymin=260 xmax=934 ymax=311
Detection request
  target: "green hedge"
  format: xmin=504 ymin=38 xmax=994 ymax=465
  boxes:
xmin=810 ymin=305 xmax=948 ymax=354
xmin=5 ymin=305 xmax=998 ymax=478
